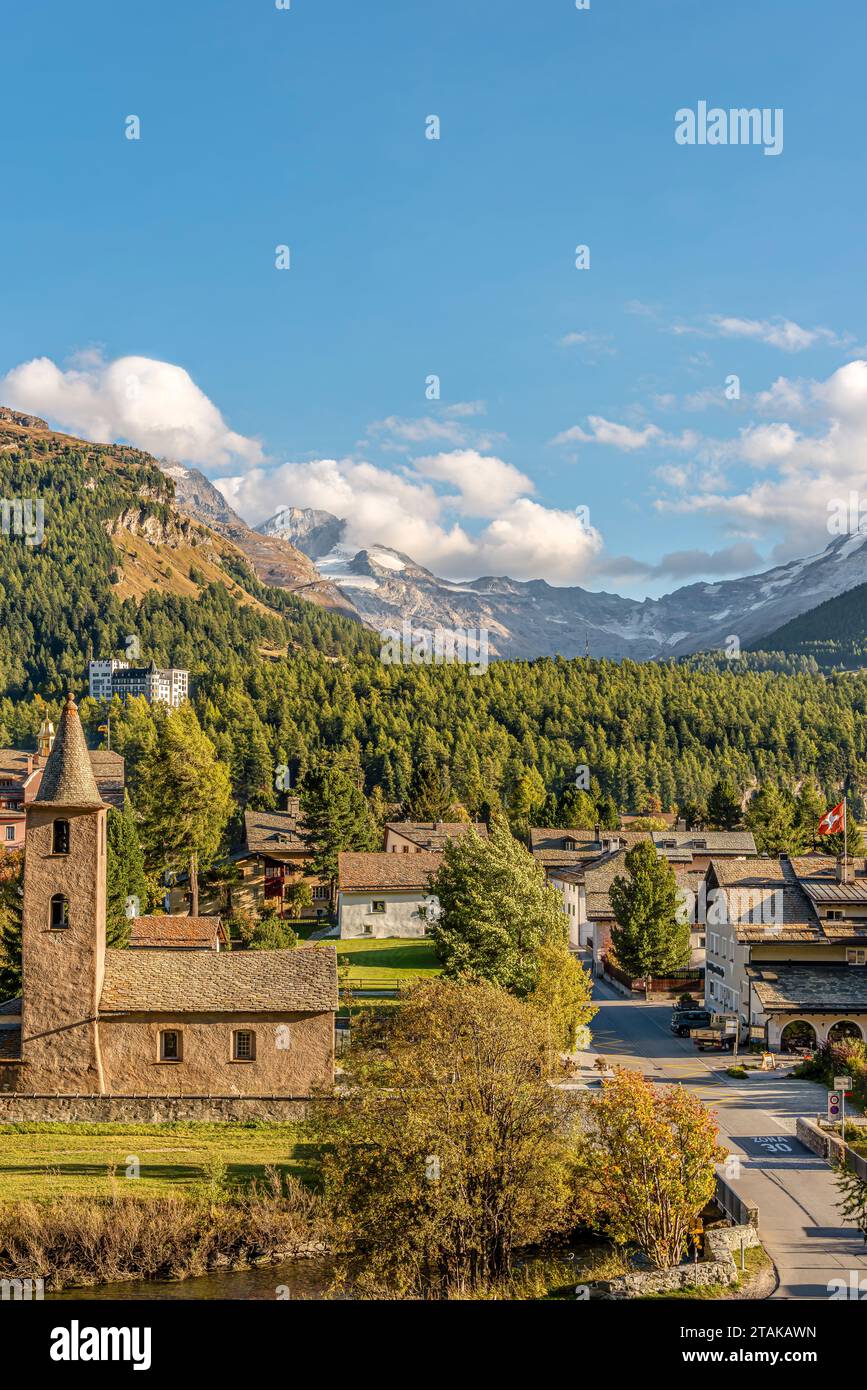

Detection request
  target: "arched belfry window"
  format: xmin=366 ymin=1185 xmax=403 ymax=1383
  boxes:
xmin=49 ymin=894 xmax=69 ymax=930
xmin=52 ymin=819 xmax=70 ymax=855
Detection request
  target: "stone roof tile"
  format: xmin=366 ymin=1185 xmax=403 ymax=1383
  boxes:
xmin=339 ymin=850 xmax=443 ymax=891
xmin=100 ymin=943 xmax=337 ymax=1014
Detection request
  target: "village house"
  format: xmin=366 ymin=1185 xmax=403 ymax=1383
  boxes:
xmin=166 ymin=804 xmax=331 ymax=921
xmin=0 ymin=716 xmax=125 ymax=850
xmin=542 ymin=828 xmax=756 ymax=974
xmin=703 ymin=855 xmax=867 ymax=1050
xmin=0 ymin=695 xmax=337 ymax=1098
xmin=337 ymin=851 xmax=442 ymax=938
xmin=550 ymin=857 xmax=708 ymax=969
xmin=531 ymin=825 xmax=756 ymax=879
xmin=384 ymin=821 xmax=488 ymax=853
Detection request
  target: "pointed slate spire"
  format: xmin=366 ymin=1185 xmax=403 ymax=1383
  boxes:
xmin=34 ymin=693 xmax=104 ymax=808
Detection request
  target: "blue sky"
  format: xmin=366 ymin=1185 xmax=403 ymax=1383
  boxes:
xmin=2 ymin=0 xmax=866 ymax=595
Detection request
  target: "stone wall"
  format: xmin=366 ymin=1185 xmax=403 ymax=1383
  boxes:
xmin=99 ymin=1010 xmax=334 ymax=1095
xmin=593 ymin=1224 xmax=758 ymax=1299
xmin=0 ymin=1094 xmax=309 ymax=1122
xmin=596 ymin=1260 xmax=737 ymax=1298
xmin=797 ymin=1115 xmax=867 ymax=1180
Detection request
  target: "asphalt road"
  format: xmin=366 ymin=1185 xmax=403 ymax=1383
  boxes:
xmin=590 ymin=978 xmax=867 ymax=1300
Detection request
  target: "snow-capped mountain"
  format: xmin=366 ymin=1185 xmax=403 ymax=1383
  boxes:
xmin=157 ymin=467 xmax=359 ymax=618
xmin=254 ymin=506 xmax=867 ymax=660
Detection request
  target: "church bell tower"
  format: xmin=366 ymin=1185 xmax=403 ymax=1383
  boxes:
xmin=21 ymin=693 xmax=108 ymax=1093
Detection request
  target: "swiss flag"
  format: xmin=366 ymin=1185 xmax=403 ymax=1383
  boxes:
xmin=818 ymin=801 xmax=845 ymax=835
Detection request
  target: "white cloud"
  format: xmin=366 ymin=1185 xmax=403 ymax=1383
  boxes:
xmin=216 ymin=450 xmax=602 ymax=584
xmin=670 ymin=314 xmax=849 ymax=353
xmin=443 ymin=400 xmax=486 ymax=418
xmin=557 ymin=331 xmax=615 ymax=357
xmin=0 ymin=353 xmax=263 ymax=467
xmin=366 ymin=402 xmax=497 ymax=451
xmin=367 ymin=414 xmax=468 ymax=446
xmin=654 ymin=359 xmax=867 ymax=557
xmin=552 ymin=415 xmax=662 ymax=450
xmin=412 ymin=449 xmax=533 ymax=518
xmin=599 ymin=542 xmax=764 ymax=583
xmin=754 ymin=375 xmax=813 ymax=415
xmin=708 ymin=315 xmax=844 ymax=352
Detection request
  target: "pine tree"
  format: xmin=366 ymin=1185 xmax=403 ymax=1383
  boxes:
xmin=106 ymin=796 xmax=148 ymax=947
xmin=556 ymin=786 xmax=598 ymax=829
xmin=595 ymin=794 xmax=620 ymax=830
xmin=404 ymin=757 xmax=455 ymax=821
xmin=299 ymin=761 xmax=378 ymax=885
xmin=706 ymin=776 xmax=743 ymax=831
xmin=137 ymin=703 xmax=233 ymax=880
xmin=609 ymin=841 xmax=690 ymax=980
xmin=0 ymin=850 xmax=23 ymax=999
xmin=793 ymin=780 xmax=825 ymax=853
xmin=744 ymin=785 xmax=797 ymax=855
xmin=230 ymin=711 xmax=276 ymax=811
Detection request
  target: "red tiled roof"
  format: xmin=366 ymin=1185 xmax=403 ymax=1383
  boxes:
xmin=129 ymin=915 xmax=225 ymax=948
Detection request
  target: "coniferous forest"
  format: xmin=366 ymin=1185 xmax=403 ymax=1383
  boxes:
xmin=0 ymin=421 xmax=866 ymax=834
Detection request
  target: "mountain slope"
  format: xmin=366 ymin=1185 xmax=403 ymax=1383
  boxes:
xmin=161 ymin=466 xmax=359 ymax=620
xmin=257 ymin=505 xmax=867 ymax=660
xmin=0 ymin=411 xmax=371 ymax=698
xmin=749 ymin=579 xmax=867 ymax=669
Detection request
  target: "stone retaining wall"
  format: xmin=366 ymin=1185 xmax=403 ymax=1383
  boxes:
xmin=593 ymin=1224 xmax=758 ymax=1299
xmin=797 ymin=1115 xmax=867 ymax=1179
xmin=0 ymin=1095 xmax=309 ymax=1123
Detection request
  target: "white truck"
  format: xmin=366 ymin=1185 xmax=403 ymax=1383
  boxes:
xmin=689 ymin=1012 xmax=749 ymax=1053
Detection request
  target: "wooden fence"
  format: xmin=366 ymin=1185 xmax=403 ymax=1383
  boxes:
xmin=603 ymin=956 xmax=704 ymax=995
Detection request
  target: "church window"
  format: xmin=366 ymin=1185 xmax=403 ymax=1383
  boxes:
xmin=49 ymin=894 xmax=69 ymax=929
xmin=232 ymin=1030 xmax=255 ymax=1060
xmin=52 ymin=819 xmax=70 ymax=855
xmin=160 ymin=1030 xmax=182 ymax=1061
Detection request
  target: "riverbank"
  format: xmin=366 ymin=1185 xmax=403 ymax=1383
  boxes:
xmin=0 ymin=1172 xmax=322 ymax=1291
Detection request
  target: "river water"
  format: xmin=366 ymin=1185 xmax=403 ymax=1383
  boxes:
xmin=46 ymin=1257 xmax=336 ymax=1302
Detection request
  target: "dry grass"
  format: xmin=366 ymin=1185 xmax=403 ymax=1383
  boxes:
xmin=0 ymin=1168 xmax=322 ymax=1290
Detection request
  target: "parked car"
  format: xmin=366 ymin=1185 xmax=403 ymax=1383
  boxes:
xmin=670 ymin=1007 xmax=712 ymax=1037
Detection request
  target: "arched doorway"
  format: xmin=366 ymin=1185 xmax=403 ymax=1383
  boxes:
xmin=780 ymin=1020 xmax=817 ymax=1052
xmin=828 ymin=1020 xmax=863 ymax=1044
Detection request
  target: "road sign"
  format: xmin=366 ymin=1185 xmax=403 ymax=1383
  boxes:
xmin=834 ymin=1076 xmax=853 ymax=1091
xmin=828 ymin=1090 xmax=842 ymax=1120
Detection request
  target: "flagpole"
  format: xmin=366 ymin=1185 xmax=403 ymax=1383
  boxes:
xmin=844 ymin=797 xmax=848 ymax=881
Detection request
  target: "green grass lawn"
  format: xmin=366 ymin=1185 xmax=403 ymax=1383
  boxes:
xmin=0 ymin=1122 xmax=315 ymax=1201
xmin=335 ymin=937 xmax=441 ymax=983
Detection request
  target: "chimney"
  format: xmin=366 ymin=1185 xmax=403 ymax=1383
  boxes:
xmin=594 ymin=822 xmax=600 ymax=841
xmin=836 ymin=855 xmax=854 ymax=885
xmin=26 ymin=754 xmax=33 ymax=776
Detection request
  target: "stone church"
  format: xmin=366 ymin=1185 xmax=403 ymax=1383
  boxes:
xmin=0 ymin=694 xmax=337 ymax=1098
